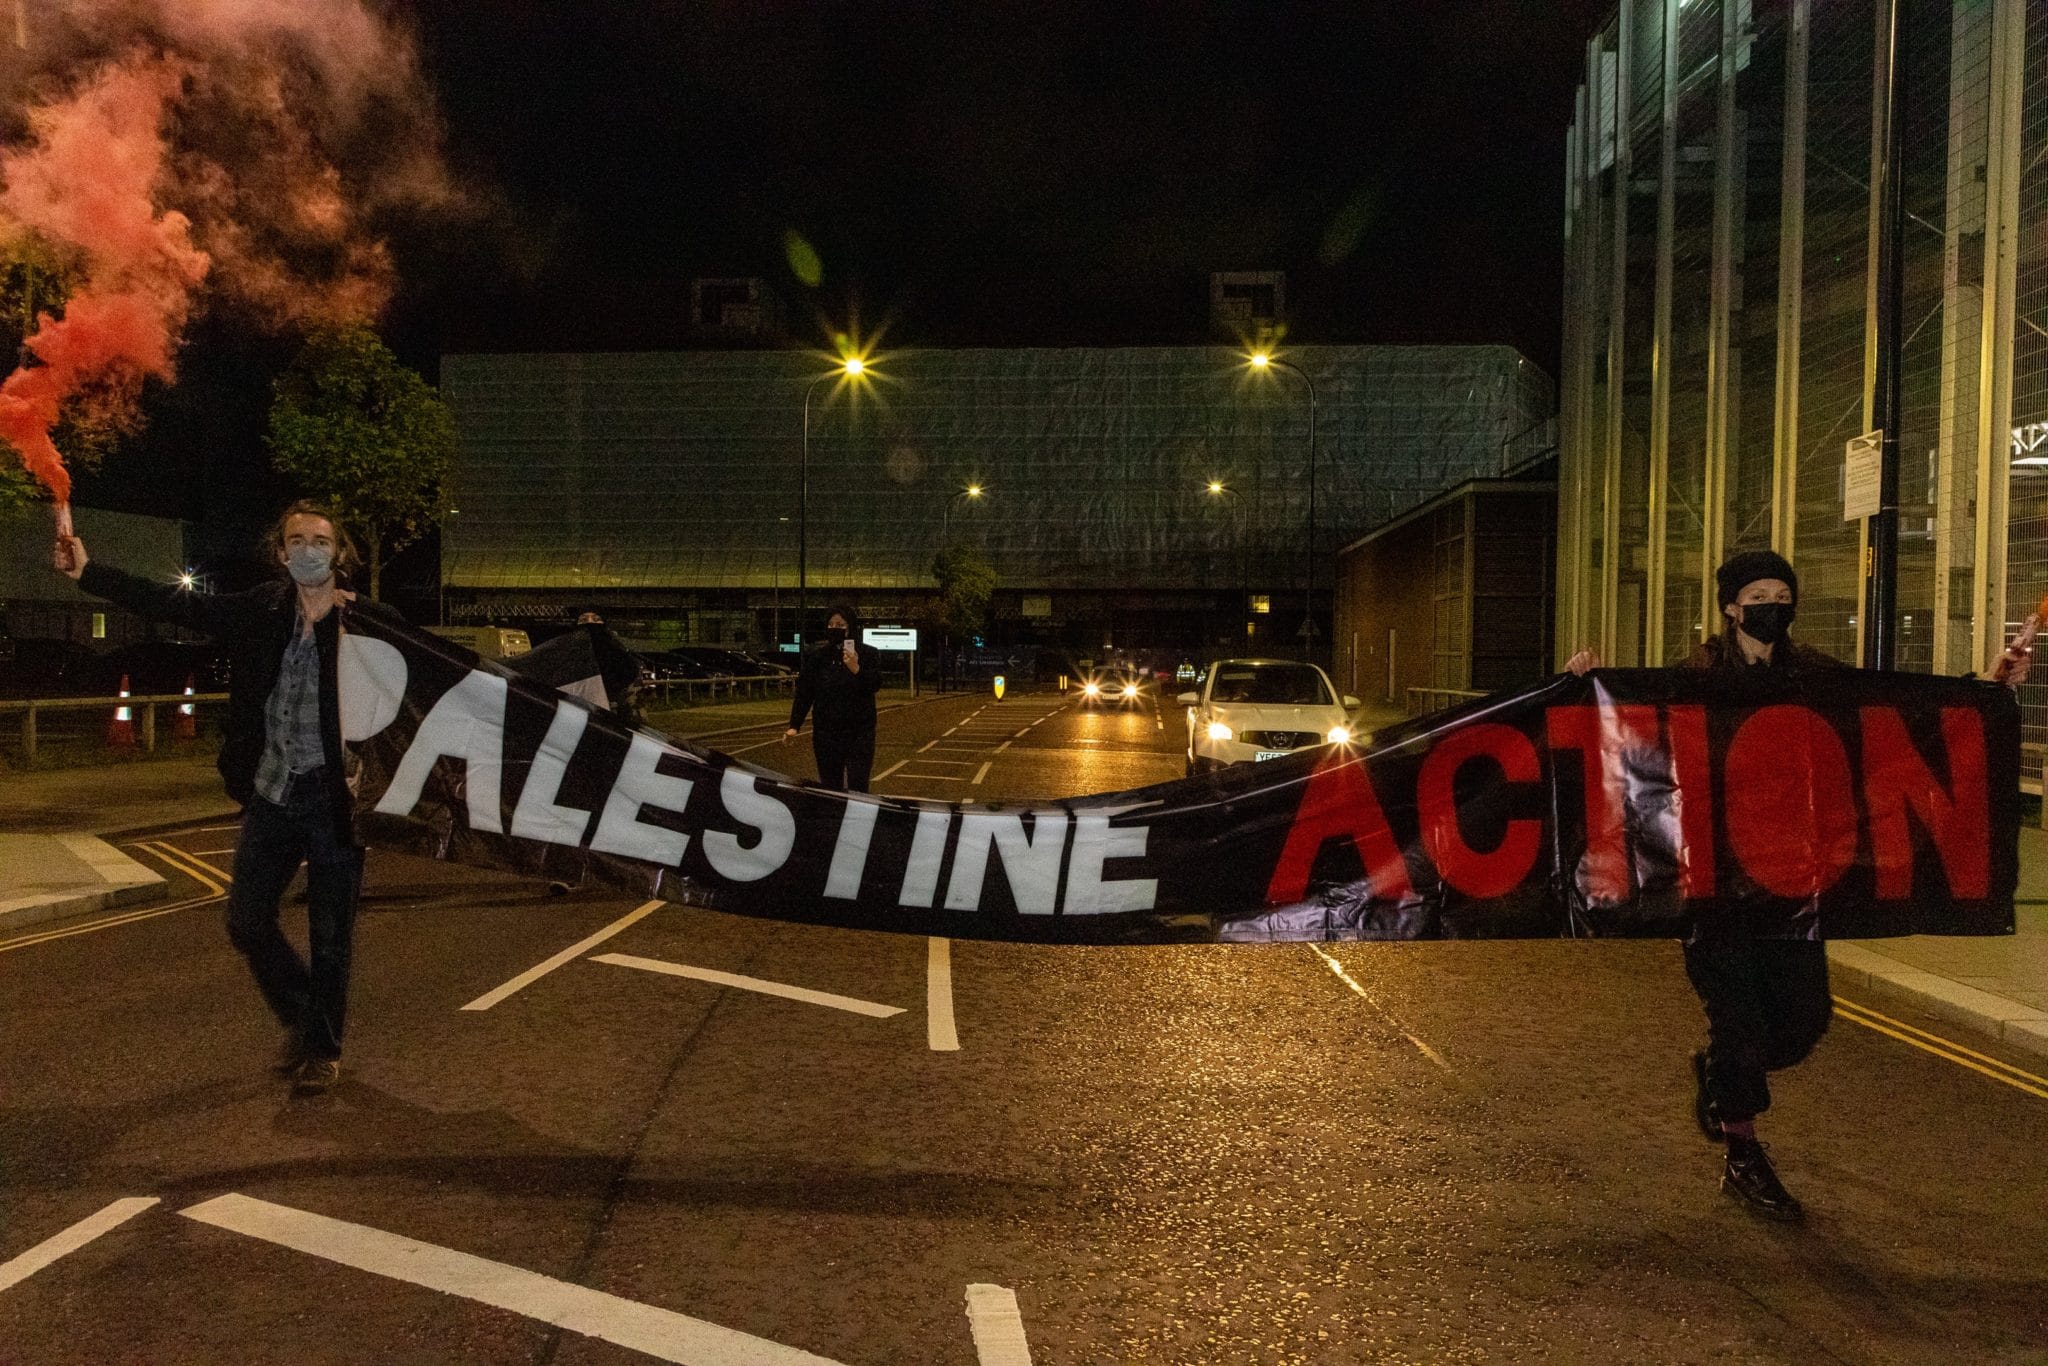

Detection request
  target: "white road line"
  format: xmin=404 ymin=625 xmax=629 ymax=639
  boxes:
xmin=909 ymin=759 xmax=978 ymax=767
xmin=723 ymin=736 xmax=786 ymax=755
xmin=893 ymin=773 xmax=966 ymax=782
xmin=971 ymin=762 xmax=992 ymax=785
xmin=180 ymin=1194 xmax=844 ymax=1366
xmin=995 ymin=740 xmax=1012 ymax=752
xmin=594 ymin=954 xmax=906 ymax=1018
xmin=943 ymin=727 xmax=959 ymax=736
xmin=1306 ymin=944 xmax=1451 ymax=1073
xmin=189 ymin=848 xmax=237 ymax=856
xmin=1012 ymin=728 xmax=1030 ymax=737
xmin=965 ymin=1284 xmax=1032 ymax=1366
xmin=874 ymin=759 xmax=909 ymax=781
xmin=927 ymin=937 xmax=960 ymax=1051
xmin=460 ymin=900 xmax=665 ymax=1011
xmin=919 ymin=739 xmax=938 ymax=751
xmin=0 ymin=1197 xmax=160 ymax=1295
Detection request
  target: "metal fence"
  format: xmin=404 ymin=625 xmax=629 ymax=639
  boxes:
xmin=0 ymin=692 xmax=228 ymax=764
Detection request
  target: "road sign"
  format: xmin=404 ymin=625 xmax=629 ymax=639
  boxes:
xmin=862 ymin=627 xmax=918 ymax=652
xmin=1844 ymin=430 xmax=1882 ymax=521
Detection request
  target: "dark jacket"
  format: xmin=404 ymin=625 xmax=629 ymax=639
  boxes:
xmin=78 ymin=562 xmax=402 ymax=842
xmin=1678 ymin=630 xmax=1846 ymax=675
xmin=788 ymin=639 xmax=883 ymax=732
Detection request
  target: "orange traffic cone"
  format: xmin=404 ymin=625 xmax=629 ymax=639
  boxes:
xmin=107 ymin=673 xmax=135 ymax=748
xmin=173 ymin=673 xmax=196 ymax=741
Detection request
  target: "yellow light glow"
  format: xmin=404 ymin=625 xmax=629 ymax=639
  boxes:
xmin=177 ymin=572 xmax=195 ymax=589
xmin=1206 ymin=721 xmax=1233 ymax=741
xmin=966 ymin=484 xmax=983 ymax=497
xmin=1207 ymin=480 xmax=1226 ymax=494
xmin=1248 ymin=352 xmax=1271 ymax=369
xmin=1326 ymin=725 xmax=1353 ymax=745
xmin=1083 ymin=680 xmax=1101 ymax=697
xmin=1121 ymin=683 xmax=1138 ymax=698
xmin=841 ymin=356 xmax=865 ymax=377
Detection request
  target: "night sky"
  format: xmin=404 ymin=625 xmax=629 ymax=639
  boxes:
xmin=79 ymin=0 xmax=1608 ymax=548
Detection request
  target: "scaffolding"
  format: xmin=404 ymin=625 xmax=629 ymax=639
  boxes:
xmin=442 ymin=345 xmax=1554 ymax=599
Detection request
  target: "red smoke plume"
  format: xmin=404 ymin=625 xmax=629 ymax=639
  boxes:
xmin=0 ymin=0 xmax=458 ymax=509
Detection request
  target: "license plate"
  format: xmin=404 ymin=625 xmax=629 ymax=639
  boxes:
xmin=1254 ymin=750 xmax=1289 ymax=762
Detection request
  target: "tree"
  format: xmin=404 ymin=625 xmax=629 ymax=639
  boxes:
xmin=267 ymin=326 xmax=454 ymax=599
xmin=929 ymin=543 xmax=997 ymax=684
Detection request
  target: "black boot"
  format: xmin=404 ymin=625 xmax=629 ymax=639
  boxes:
xmin=1691 ymin=1050 xmax=1723 ymax=1143
xmin=1722 ymin=1136 xmax=1802 ymax=1221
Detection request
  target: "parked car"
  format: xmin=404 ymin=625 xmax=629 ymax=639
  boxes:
xmin=426 ymin=625 xmax=533 ymax=660
xmin=89 ymin=639 xmax=233 ymax=696
xmin=734 ymin=650 xmax=795 ymax=676
xmin=637 ymin=650 xmax=717 ymax=682
xmin=1178 ymin=658 xmax=1361 ymax=775
xmin=0 ymin=637 xmax=105 ymax=698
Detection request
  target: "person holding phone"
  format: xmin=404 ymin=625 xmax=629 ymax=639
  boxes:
xmin=784 ymin=604 xmax=884 ymax=791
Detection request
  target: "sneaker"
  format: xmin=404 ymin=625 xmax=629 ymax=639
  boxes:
xmin=1691 ymin=1050 xmax=1724 ymax=1143
xmin=1722 ymin=1136 xmax=1802 ymax=1221
xmin=290 ymin=1057 xmax=341 ymax=1097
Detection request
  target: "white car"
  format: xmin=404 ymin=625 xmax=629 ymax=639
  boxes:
xmin=1178 ymin=658 xmax=1361 ymax=775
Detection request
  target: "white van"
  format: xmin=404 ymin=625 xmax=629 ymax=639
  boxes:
xmin=426 ymin=625 xmax=533 ymax=660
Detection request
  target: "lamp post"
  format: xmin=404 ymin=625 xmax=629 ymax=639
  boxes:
xmin=1205 ymin=480 xmax=1247 ymax=646
xmin=800 ymin=356 xmax=866 ymax=648
xmin=1247 ymin=352 xmax=1318 ymax=658
xmin=938 ymin=484 xmax=985 ymax=689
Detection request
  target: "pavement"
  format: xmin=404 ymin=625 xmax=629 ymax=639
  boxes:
xmin=3 ymin=685 xmax=2046 ymax=1066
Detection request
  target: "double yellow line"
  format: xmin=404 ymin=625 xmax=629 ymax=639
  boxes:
xmin=1833 ymin=995 xmax=2048 ymax=1100
xmin=0 ymin=840 xmax=232 ymax=955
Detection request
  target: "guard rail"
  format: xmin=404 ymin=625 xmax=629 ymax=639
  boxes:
xmin=0 ymin=692 xmax=229 ymax=762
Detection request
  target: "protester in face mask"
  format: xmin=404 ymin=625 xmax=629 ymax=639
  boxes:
xmin=782 ymin=604 xmax=883 ymax=791
xmin=53 ymin=499 xmax=400 ymax=1097
xmin=1565 ymin=549 xmax=2034 ymax=1221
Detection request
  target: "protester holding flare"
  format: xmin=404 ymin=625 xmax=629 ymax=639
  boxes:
xmin=53 ymin=500 xmax=400 ymax=1097
xmin=1567 ymin=549 xmax=2036 ymax=1220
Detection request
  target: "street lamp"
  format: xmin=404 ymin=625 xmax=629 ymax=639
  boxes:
xmin=1205 ymin=481 xmax=1248 ymax=644
xmin=1246 ymin=351 xmax=1319 ymax=657
xmin=937 ymin=484 xmax=987 ymax=689
xmin=800 ymin=355 xmax=870 ymax=646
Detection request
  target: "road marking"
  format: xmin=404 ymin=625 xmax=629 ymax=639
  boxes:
xmin=943 ymin=727 xmax=959 ymax=736
xmin=1832 ymin=995 xmax=2048 ymax=1100
xmin=460 ymin=900 xmax=665 ymax=1011
xmin=186 ymin=847 xmax=237 ymax=856
xmin=179 ymin=1193 xmax=845 ymax=1365
xmin=723 ymin=735 xmax=786 ymax=755
xmin=892 ymin=773 xmax=966 ymax=782
xmin=995 ymin=740 xmax=1012 ymax=752
xmin=907 ymin=759 xmax=978 ymax=767
xmin=928 ymin=937 xmax=960 ymax=1051
xmin=919 ymin=739 xmax=939 ymax=752
xmin=971 ymin=762 xmax=992 ymax=785
xmin=1306 ymin=944 xmax=1451 ymax=1073
xmin=1012 ymin=728 xmax=1031 ymax=738
xmin=964 ymin=1284 xmax=1032 ymax=1365
xmin=0 ymin=1197 xmax=160 ymax=1295
xmin=152 ymin=841 xmax=232 ymax=885
xmin=874 ymin=759 xmax=909 ymax=781
xmin=594 ymin=953 xmax=906 ymax=1018
xmin=0 ymin=888 xmax=225 ymax=954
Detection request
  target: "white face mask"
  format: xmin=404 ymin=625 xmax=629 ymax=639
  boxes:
xmin=286 ymin=545 xmax=334 ymax=586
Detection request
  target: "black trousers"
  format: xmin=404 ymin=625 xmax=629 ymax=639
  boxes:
xmin=1682 ymin=937 xmax=1832 ymax=1123
xmin=226 ymin=771 xmax=365 ymax=1060
xmin=811 ymin=724 xmax=876 ymax=792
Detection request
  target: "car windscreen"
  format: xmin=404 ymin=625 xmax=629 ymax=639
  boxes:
xmin=1208 ymin=664 xmax=1332 ymax=706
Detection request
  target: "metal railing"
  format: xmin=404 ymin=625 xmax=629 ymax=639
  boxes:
xmin=1405 ymin=686 xmax=1486 ymax=716
xmin=636 ymin=674 xmax=797 ymax=708
xmin=0 ymin=692 xmax=229 ymax=762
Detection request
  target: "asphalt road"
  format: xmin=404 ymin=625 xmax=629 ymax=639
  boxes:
xmin=4 ymin=686 xmax=2047 ymax=1364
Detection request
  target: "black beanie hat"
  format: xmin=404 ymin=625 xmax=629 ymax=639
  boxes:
xmin=1716 ymin=550 xmax=1798 ymax=609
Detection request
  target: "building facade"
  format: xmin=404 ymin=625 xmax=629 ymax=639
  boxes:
xmin=1558 ymin=0 xmax=2048 ymax=758
xmin=441 ymin=345 xmax=1553 ymax=659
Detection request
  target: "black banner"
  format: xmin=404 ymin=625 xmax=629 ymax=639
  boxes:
xmin=338 ymin=614 xmax=2020 ymax=943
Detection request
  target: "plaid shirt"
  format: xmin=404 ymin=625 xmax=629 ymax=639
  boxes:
xmin=253 ymin=615 xmax=325 ymax=803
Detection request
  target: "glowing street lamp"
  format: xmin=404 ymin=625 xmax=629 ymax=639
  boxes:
xmin=1205 ymin=480 xmax=1248 ymax=640
xmin=177 ymin=570 xmax=196 ymax=590
xmin=941 ymin=483 xmax=986 ymax=546
xmin=800 ymin=354 xmax=871 ymax=645
xmin=1244 ymin=351 xmax=1318 ymax=655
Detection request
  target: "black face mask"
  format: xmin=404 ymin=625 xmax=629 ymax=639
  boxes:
xmin=826 ymin=627 xmax=847 ymax=647
xmin=1736 ymin=601 xmax=1794 ymax=646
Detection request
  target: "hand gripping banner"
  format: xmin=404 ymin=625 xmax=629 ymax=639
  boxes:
xmin=339 ymin=613 xmax=2019 ymax=944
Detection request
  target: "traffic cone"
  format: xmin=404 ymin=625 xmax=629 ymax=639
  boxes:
xmin=173 ymin=673 xmax=196 ymax=741
xmin=107 ymin=673 xmax=135 ymax=748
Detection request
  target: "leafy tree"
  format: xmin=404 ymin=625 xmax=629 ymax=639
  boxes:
xmin=0 ymin=236 xmax=141 ymax=479
xmin=929 ymin=543 xmax=998 ymax=666
xmin=267 ymin=325 xmax=454 ymax=598
xmin=0 ymin=458 xmax=37 ymax=520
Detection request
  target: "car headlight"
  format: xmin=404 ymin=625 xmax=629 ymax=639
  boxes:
xmin=1206 ymin=720 xmax=1233 ymax=742
xmin=1121 ymin=683 xmax=1138 ymax=698
xmin=1326 ymin=725 xmax=1353 ymax=744
xmin=1083 ymin=681 xmax=1100 ymax=696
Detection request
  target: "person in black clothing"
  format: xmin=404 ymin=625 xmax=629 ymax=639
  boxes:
xmin=783 ymin=604 xmax=883 ymax=791
xmin=1570 ymin=549 xmax=2034 ymax=1220
xmin=53 ymin=500 xmax=400 ymax=1097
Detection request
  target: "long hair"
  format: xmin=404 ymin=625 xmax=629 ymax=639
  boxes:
xmin=824 ymin=602 xmax=861 ymax=636
xmin=267 ymin=499 xmax=362 ymax=581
